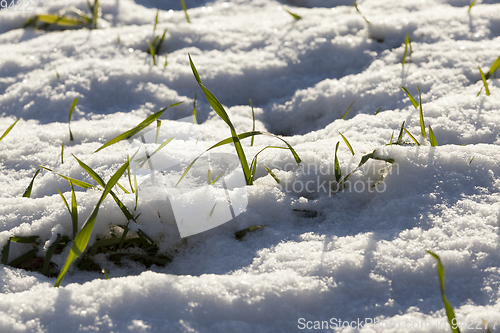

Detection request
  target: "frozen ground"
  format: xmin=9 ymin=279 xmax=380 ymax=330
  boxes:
xmin=1 ymin=0 xmax=500 ymax=332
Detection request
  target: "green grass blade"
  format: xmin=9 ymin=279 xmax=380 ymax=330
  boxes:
xmin=22 ymin=169 xmax=41 ymax=198
xmin=40 ymin=165 xmax=95 ymax=189
xmin=36 ymin=14 xmax=85 ymax=26
xmin=250 ymin=98 xmax=255 ymax=146
xmin=429 ymin=125 xmax=438 ymax=147
xmin=69 ymin=181 xmax=78 ymax=238
xmin=68 ymin=98 xmax=77 ymax=141
xmin=334 ymin=141 xmax=341 ymax=182
xmin=188 ymin=54 xmax=252 ymax=184
xmin=0 ymin=118 xmax=19 ymax=143
xmin=153 ymin=9 xmax=159 ymax=33
xmin=339 ymin=132 xmax=354 ymax=156
xmin=402 ymin=126 xmax=421 ymax=145
xmin=92 ymin=0 xmax=99 ymax=29
xmin=61 ymin=142 xmax=65 ymax=164
xmin=57 ymin=189 xmax=71 ymax=214
xmin=479 ymin=66 xmax=490 ymax=96
xmin=397 ymin=121 xmax=405 ymax=144
xmin=468 ymin=0 xmax=476 ymax=12
xmin=285 ymin=9 xmax=301 ymax=20
xmin=94 ymin=102 xmax=182 ymax=153
xmin=210 ymin=172 xmax=223 ymax=186
xmin=127 ymin=156 xmax=134 ymax=193
xmin=427 ymin=251 xmax=461 ymax=333
xmin=193 ymin=92 xmax=197 ymax=124
xmin=54 ymin=159 xmax=129 ymax=287
xmin=72 ymin=155 xmax=105 ymax=188
xmin=155 ymin=29 xmax=167 ymax=55
xmin=148 ymin=41 xmax=156 ymax=65
xmin=263 ymin=164 xmax=280 ymax=183
xmin=402 ymin=32 xmax=410 ymax=66
xmin=134 ymin=169 xmax=139 ymax=210
xmin=341 ymin=100 xmax=355 ymax=120
xmin=469 ymin=156 xmax=475 ymax=164
xmin=418 ymin=86 xmax=426 ymax=139
xmin=8 ymin=249 xmax=37 ymax=267
xmin=353 ymin=2 xmax=369 ymax=24
xmin=102 ymin=268 xmax=109 ymax=279
xmin=180 ymin=0 xmax=190 ymax=23
xmin=485 ymin=55 xmax=500 ymax=80
xmin=10 ymin=236 xmax=38 ymax=243
xmin=476 ymin=86 xmax=483 ymax=97
xmin=401 ymin=86 xmax=419 ymax=108
xmin=374 ymin=106 xmax=382 ymax=115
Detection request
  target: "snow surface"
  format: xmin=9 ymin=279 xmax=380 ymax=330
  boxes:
xmin=1 ymin=0 xmax=500 ymax=332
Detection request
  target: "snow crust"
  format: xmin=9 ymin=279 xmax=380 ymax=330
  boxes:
xmin=1 ymin=0 xmax=500 ymax=331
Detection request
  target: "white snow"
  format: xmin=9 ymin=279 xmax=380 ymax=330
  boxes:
xmin=1 ymin=0 xmax=500 ymax=332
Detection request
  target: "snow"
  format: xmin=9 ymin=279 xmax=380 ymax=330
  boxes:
xmin=1 ymin=0 xmax=500 ymax=331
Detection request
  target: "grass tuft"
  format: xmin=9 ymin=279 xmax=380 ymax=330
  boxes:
xmin=54 ymin=159 xmax=130 ymax=287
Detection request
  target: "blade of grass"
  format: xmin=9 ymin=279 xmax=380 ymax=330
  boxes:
xmin=153 ymin=9 xmax=159 ymax=33
xmin=0 ymin=118 xmax=20 ymax=143
xmin=401 ymin=86 xmax=419 ymax=108
xmin=263 ymin=164 xmax=280 ymax=184
xmin=94 ymin=102 xmax=182 ymax=153
xmin=250 ymin=98 xmax=255 ymax=146
xmin=54 ymin=159 xmax=129 ymax=287
xmin=180 ymin=0 xmax=190 ymax=23
xmin=374 ymin=106 xmax=382 ymax=115
xmin=339 ymin=132 xmax=354 ymax=156
xmin=61 ymin=142 xmax=64 ymax=164
xmin=485 ymin=55 xmax=500 ymax=80
xmin=285 ymin=9 xmax=301 ymax=20
xmin=479 ymin=66 xmax=490 ymax=96
xmin=468 ymin=0 xmax=476 ymax=12
xmin=427 ymin=251 xmax=461 ymax=333
xmin=68 ymin=98 xmax=77 ymax=141
xmin=402 ymin=32 xmax=411 ymax=67
xmin=189 ymin=54 xmax=252 ymax=184
xmin=155 ymin=120 xmax=161 ymax=144
xmin=155 ymin=29 xmax=167 ymax=55
xmin=469 ymin=156 xmax=475 ymax=164
xmin=8 ymin=249 xmax=37 ymax=267
xmin=148 ymin=41 xmax=156 ymax=65
xmin=193 ymin=92 xmax=197 ymax=124
xmin=40 ymin=165 xmax=95 ymax=189
xmin=334 ymin=141 xmax=341 ymax=182
xmin=402 ymin=126 xmax=421 ymax=145
xmin=397 ymin=121 xmax=405 ymax=144
xmin=417 ymin=85 xmax=426 ymax=139
xmin=22 ymin=169 xmax=41 ymax=198
xmin=353 ymin=2 xmax=369 ymax=24
xmin=69 ymin=181 xmax=78 ymax=237
xmin=341 ymin=100 xmax=355 ymax=120
xmin=127 ymin=156 xmax=134 ymax=193
xmin=43 ymin=234 xmax=63 ymax=276
xmin=35 ymin=14 xmax=86 ymax=26
xmin=92 ymin=0 xmax=99 ymax=29
xmin=429 ymin=125 xmax=438 ymax=147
